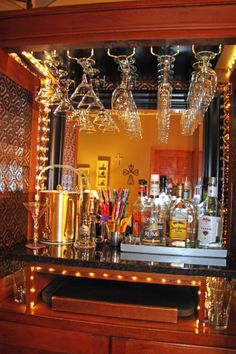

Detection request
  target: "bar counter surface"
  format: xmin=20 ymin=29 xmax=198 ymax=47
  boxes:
xmin=1 ymin=240 xmax=236 ymax=278
xmin=1 ymin=241 xmax=236 ymax=354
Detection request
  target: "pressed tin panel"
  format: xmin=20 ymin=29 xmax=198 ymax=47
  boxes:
xmin=0 ymin=72 xmax=33 ymax=250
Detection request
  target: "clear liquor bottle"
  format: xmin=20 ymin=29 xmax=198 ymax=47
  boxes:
xmin=192 ymin=178 xmax=203 ymax=208
xmin=156 ymin=175 xmax=169 ymax=245
xmin=140 ymin=174 xmax=166 ymax=246
xmin=132 ymin=179 xmax=148 ymax=237
xmin=157 ymin=175 xmax=171 ymax=239
xmin=197 ymin=177 xmax=223 ymax=248
xmin=169 ymin=181 xmax=196 ymax=248
xmin=157 ymin=176 xmax=171 ymax=215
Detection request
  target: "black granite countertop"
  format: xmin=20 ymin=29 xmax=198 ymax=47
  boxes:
xmin=1 ymin=240 xmax=236 ymax=279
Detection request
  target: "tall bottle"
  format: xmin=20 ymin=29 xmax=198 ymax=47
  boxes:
xmin=169 ymin=181 xmax=196 ymax=248
xmin=192 ymin=178 xmax=203 ymax=208
xmin=157 ymin=175 xmax=171 ymax=239
xmin=197 ymin=177 xmax=223 ymax=248
xmin=132 ymin=179 xmax=148 ymax=237
xmin=140 ymin=174 xmax=166 ymax=246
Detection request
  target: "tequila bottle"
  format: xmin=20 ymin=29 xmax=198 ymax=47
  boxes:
xmin=169 ymin=181 xmax=196 ymax=248
xmin=197 ymin=177 xmax=223 ymax=248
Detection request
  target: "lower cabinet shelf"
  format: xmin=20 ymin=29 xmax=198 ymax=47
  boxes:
xmin=43 ymin=276 xmax=197 ymax=324
xmin=0 ymin=267 xmax=236 ymax=354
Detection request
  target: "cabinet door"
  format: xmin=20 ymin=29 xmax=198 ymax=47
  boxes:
xmin=112 ymin=337 xmax=236 ymax=354
xmin=0 ymin=321 xmax=109 ymax=354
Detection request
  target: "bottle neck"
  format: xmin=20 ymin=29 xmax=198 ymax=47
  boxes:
xmin=159 ymin=176 xmax=166 ymax=193
xmin=176 ymin=183 xmax=183 ymax=198
xmin=207 ymin=184 xmax=218 ymax=198
xmin=138 ymin=184 xmax=147 ymax=198
xmin=149 ymin=184 xmax=159 ymax=197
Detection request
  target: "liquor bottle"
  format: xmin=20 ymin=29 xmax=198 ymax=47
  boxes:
xmin=192 ymin=178 xmax=203 ymax=208
xmin=149 ymin=174 xmax=160 ymax=200
xmin=157 ymin=175 xmax=171 ymax=240
xmin=140 ymin=175 xmax=157 ymax=245
xmin=132 ymin=179 xmax=148 ymax=237
xmin=140 ymin=174 xmax=166 ymax=246
xmin=158 ymin=175 xmax=171 ymax=207
xmin=183 ymin=176 xmax=192 ymax=200
xmin=166 ymin=178 xmax=173 ymax=198
xmin=197 ymin=177 xmax=223 ymax=248
xmin=169 ymin=180 xmax=196 ymax=248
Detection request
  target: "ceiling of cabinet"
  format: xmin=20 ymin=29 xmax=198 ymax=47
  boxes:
xmin=1 ymin=0 xmax=234 ymax=109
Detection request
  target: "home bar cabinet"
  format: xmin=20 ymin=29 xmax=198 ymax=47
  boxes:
xmin=1 ymin=1 xmax=236 ymax=353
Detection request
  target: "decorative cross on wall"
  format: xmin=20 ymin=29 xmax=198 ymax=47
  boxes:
xmin=115 ymin=153 xmax=124 ymax=166
xmin=123 ymin=164 xmax=139 ymax=185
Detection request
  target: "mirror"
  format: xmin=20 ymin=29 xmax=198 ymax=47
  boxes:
xmin=25 ymin=43 xmax=230 ymax=211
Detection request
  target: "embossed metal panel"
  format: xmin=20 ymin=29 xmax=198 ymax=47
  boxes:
xmin=0 ymin=72 xmax=33 ymax=250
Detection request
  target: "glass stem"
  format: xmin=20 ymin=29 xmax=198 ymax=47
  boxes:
xmin=33 ymin=209 xmax=40 ymax=245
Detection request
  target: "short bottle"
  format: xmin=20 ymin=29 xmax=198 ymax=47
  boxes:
xmin=169 ymin=180 xmax=196 ymax=248
xmin=197 ymin=177 xmax=223 ymax=248
xmin=132 ymin=179 xmax=148 ymax=237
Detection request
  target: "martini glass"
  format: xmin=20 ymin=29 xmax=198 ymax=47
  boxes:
xmin=24 ymin=201 xmax=47 ymax=249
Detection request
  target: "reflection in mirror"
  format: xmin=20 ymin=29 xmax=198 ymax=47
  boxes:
xmin=18 ymin=44 xmax=231 ymax=214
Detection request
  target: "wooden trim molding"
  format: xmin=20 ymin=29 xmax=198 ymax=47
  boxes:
xmin=0 ymin=49 xmax=40 ymax=92
xmin=0 ymin=0 xmax=236 ymax=51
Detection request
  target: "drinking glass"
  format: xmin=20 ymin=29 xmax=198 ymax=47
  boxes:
xmin=181 ymin=46 xmax=221 ymax=136
xmin=150 ymin=47 xmax=179 ymax=144
xmin=12 ymin=267 xmax=26 ymax=303
xmin=206 ymin=277 xmax=233 ymax=330
xmin=54 ymin=78 xmax=75 ymax=114
xmin=70 ymin=73 xmax=91 ymax=104
xmin=93 ymin=110 xmax=120 ymax=132
xmin=108 ymin=48 xmax=142 ymax=139
xmin=72 ymin=110 xmax=96 ymax=133
xmin=24 ymin=201 xmax=47 ymax=249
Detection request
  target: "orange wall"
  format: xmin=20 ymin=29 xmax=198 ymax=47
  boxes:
xmin=77 ymin=111 xmax=201 ymax=214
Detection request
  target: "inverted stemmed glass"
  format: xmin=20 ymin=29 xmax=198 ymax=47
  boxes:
xmin=54 ymin=77 xmax=75 ymax=114
xmin=93 ymin=109 xmax=120 ymax=133
xmin=181 ymin=45 xmax=221 ymax=136
xmin=68 ymin=50 xmax=118 ymax=133
xmin=108 ymin=48 xmax=142 ymax=139
xmin=151 ymin=46 xmax=179 ymax=144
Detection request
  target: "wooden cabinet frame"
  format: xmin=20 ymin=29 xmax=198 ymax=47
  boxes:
xmin=0 ymin=0 xmax=236 ymax=51
xmin=0 ymin=1 xmax=235 ymax=249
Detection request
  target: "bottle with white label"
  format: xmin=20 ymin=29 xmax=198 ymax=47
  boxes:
xmin=197 ymin=177 xmax=223 ymax=248
xmin=140 ymin=174 xmax=167 ymax=246
xmin=169 ymin=182 xmax=196 ymax=248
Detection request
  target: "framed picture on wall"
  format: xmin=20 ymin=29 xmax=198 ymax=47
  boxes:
xmin=96 ymin=156 xmax=110 ymax=188
xmin=78 ymin=164 xmax=90 ymax=189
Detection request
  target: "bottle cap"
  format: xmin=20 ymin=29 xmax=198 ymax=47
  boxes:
xmin=208 ymin=177 xmax=218 ymax=186
xmin=138 ymin=179 xmax=147 ymax=185
xmin=150 ymin=174 xmax=159 ymax=183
